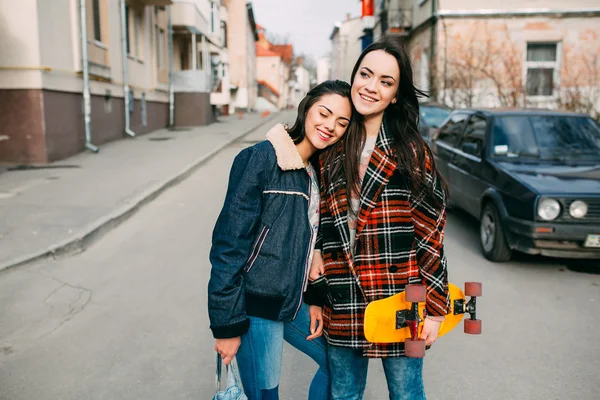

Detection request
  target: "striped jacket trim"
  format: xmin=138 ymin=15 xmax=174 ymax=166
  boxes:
xmin=263 ymin=190 xmax=309 ymax=201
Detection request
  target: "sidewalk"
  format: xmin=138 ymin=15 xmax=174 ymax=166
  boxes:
xmin=0 ymin=111 xmax=284 ymax=272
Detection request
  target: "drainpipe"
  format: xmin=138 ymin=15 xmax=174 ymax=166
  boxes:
xmin=79 ymin=0 xmax=99 ymax=153
xmin=168 ymin=7 xmax=174 ymax=127
xmin=201 ymin=34 xmax=208 ymax=91
xmin=120 ymin=0 xmax=135 ymax=137
xmin=429 ymin=0 xmax=438 ymax=101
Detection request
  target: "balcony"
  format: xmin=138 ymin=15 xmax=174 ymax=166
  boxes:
xmin=171 ymin=1 xmax=210 ymax=35
xmin=173 ymin=70 xmax=211 ymax=93
xmin=382 ymin=8 xmax=413 ymax=35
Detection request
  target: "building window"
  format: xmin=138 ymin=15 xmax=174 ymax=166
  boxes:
xmin=211 ymin=1 xmax=217 ymax=33
xmin=125 ymin=6 xmax=131 ymax=54
xmin=133 ymin=11 xmax=141 ymax=58
xmin=92 ymin=0 xmax=102 ymax=41
xmin=526 ymin=43 xmax=558 ymax=97
xmin=220 ymin=21 xmax=227 ymax=47
xmin=125 ymin=6 xmax=143 ymax=59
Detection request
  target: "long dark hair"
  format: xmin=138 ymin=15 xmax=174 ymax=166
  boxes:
xmin=344 ymin=35 xmax=448 ymax=205
xmin=286 ymin=79 xmax=361 ymax=181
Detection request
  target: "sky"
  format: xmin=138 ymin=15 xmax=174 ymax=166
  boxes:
xmin=250 ymin=0 xmax=361 ymax=59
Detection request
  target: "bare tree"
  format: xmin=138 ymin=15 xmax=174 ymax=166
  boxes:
xmin=556 ymin=45 xmax=600 ymax=119
xmin=440 ymin=21 xmax=526 ymax=108
xmin=266 ymin=31 xmax=291 ymax=45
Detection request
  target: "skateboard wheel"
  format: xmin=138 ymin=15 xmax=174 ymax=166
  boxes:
xmin=405 ymin=284 xmax=426 ymax=303
xmin=464 ymin=282 xmax=482 ymax=297
xmin=405 ymin=339 xmax=426 ymax=358
xmin=464 ymin=319 xmax=482 ymax=334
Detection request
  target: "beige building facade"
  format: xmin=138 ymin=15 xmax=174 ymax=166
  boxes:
xmin=330 ymin=15 xmax=364 ymax=82
xmin=227 ymin=0 xmax=258 ymax=111
xmin=0 ymin=0 xmax=173 ymax=164
xmin=374 ymin=0 xmax=600 ymax=117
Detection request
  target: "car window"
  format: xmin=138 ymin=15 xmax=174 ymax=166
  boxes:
xmin=436 ymin=113 xmax=468 ymax=146
xmin=492 ymin=116 xmax=539 ymax=157
xmin=420 ymin=106 xmax=452 ymax=128
xmin=492 ymin=115 xmax=600 ymax=160
xmin=460 ymin=114 xmax=487 ymax=158
xmin=530 ymin=116 xmax=600 ymax=153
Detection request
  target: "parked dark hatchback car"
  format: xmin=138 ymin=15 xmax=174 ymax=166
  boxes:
xmin=430 ymin=108 xmax=600 ymax=262
xmin=419 ymin=102 xmax=452 ymax=141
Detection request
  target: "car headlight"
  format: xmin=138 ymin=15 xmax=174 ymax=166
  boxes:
xmin=538 ymin=198 xmax=561 ymax=221
xmin=569 ymin=200 xmax=588 ymax=219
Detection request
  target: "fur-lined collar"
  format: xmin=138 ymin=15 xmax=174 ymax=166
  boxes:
xmin=265 ymin=124 xmax=306 ymax=171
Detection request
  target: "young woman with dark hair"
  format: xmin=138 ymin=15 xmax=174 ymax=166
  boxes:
xmin=308 ymin=36 xmax=451 ymax=400
xmin=208 ymin=80 xmax=360 ymax=400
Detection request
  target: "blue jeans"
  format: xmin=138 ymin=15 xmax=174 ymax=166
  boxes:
xmin=327 ymin=345 xmax=425 ymax=400
xmin=236 ymin=303 xmax=330 ymax=400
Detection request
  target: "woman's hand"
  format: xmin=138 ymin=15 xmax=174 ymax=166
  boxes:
xmin=307 ymin=305 xmax=324 ymax=340
xmin=214 ymin=337 xmax=241 ymax=365
xmin=309 ymin=250 xmax=325 ymax=281
xmin=420 ymin=317 xmax=444 ymax=346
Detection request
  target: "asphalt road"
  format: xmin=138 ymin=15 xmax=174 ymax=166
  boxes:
xmin=1 ymin=112 xmax=598 ymax=399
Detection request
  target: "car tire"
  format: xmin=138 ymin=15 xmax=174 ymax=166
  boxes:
xmin=480 ymin=203 xmax=512 ymax=262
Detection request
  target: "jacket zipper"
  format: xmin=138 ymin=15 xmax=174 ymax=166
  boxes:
xmin=293 ymin=172 xmax=313 ymax=319
xmin=245 ymin=226 xmax=269 ymax=273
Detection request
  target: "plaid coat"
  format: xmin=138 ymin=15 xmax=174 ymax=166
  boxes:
xmin=315 ymin=122 xmax=450 ymax=358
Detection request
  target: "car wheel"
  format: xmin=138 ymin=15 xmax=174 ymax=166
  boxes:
xmin=480 ymin=203 xmax=512 ymax=262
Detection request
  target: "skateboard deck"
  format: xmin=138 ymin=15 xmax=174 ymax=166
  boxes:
xmin=364 ymin=283 xmax=470 ymax=344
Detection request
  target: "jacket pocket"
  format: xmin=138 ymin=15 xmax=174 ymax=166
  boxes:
xmin=244 ymin=225 xmax=270 ymax=272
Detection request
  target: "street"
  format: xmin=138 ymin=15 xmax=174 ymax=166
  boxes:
xmin=1 ymin=112 xmax=599 ymax=400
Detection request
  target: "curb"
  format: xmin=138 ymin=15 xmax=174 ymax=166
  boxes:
xmin=0 ymin=112 xmax=279 ymax=273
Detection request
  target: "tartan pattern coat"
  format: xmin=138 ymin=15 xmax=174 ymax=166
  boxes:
xmin=316 ymin=122 xmax=450 ymax=358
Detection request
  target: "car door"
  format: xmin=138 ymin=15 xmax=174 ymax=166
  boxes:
xmin=431 ymin=112 xmax=469 ymax=202
xmin=451 ymin=113 xmax=489 ymax=218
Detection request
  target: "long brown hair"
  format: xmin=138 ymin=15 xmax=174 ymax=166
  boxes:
xmin=286 ymin=80 xmax=362 ymax=188
xmin=341 ymin=36 xmax=448 ymax=206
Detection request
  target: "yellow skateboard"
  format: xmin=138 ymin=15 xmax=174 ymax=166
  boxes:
xmin=364 ymin=282 xmax=482 ymax=357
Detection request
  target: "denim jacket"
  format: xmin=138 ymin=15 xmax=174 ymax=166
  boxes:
xmin=208 ymin=124 xmax=315 ymax=339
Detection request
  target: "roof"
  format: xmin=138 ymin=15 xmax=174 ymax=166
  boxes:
xmin=258 ymin=80 xmax=280 ymax=96
xmin=270 ymin=44 xmax=294 ymax=64
xmin=256 ymin=44 xmax=281 ymax=57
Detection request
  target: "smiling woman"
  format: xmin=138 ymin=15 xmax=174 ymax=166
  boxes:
xmin=208 ymin=80 xmax=358 ymax=400
xmin=306 ymin=36 xmax=451 ymax=400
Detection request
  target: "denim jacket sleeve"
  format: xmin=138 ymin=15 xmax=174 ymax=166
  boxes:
xmin=208 ymin=146 xmax=266 ymax=338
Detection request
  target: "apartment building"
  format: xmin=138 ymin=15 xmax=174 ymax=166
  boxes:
xmin=290 ymin=57 xmax=311 ymax=107
xmin=330 ymin=14 xmax=363 ymax=82
xmin=227 ymin=0 xmax=258 ymax=112
xmin=255 ymin=24 xmax=293 ymax=111
xmin=171 ymin=0 xmax=232 ymax=124
xmin=372 ymin=0 xmax=600 ymax=116
xmin=316 ymin=56 xmax=331 ymax=85
xmin=0 ymin=0 xmax=173 ymax=164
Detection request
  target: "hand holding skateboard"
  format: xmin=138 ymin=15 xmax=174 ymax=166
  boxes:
xmin=364 ymin=282 xmax=482 ymax=358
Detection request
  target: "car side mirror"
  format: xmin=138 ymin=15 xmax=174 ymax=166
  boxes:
xmin=462 ymin=142 xmax=480 ymax=156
